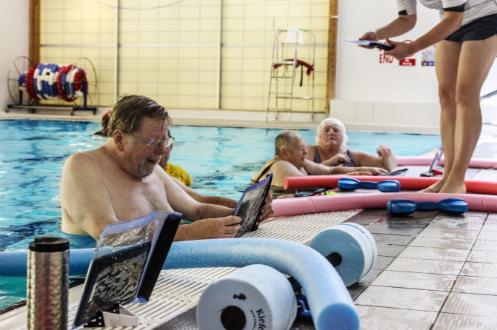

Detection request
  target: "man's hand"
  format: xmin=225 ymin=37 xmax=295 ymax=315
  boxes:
xmin=176 ymin=216 xmax=241 ymax=240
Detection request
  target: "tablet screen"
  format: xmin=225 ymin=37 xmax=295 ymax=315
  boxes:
xmin=234 ymin=174 xmax=273 ymax=237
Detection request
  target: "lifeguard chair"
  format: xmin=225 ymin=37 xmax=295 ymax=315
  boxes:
xmin=266 ymin=27 xmax=316 ymax=120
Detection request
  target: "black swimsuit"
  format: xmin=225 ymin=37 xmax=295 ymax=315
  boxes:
xmin=313 ymin=146 xmax=358 ymax=167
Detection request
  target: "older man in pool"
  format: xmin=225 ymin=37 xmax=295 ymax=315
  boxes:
xmin=61 ymin=95 xmax=270 ymax=241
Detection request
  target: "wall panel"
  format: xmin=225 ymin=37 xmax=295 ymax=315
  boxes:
xmin=39 ymin=0 xmax=329 ymax=113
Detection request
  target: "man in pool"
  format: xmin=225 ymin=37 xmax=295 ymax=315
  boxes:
xmin=61 ymin=95 xmax=269 ymax=241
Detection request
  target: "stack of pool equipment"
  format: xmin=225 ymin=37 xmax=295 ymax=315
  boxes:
xmin=18 ymin=63 xmax=87 ymax=102
xmin=194 ymin=223 xmax=377 ymax=329
xmin=196 ymin=264 xmax=297 ymax=330
xmin=309 ymin=223 xmax=377 ymax=287
xmin=0 ymin=224 xmax=376 ymax=329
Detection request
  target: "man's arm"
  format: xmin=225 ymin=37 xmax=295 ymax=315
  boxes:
xmin=162 ymin=171 xmax=233 ymax=220
xmin=303 ymin=159 xmax=335 ymax=175
xmin=60 ymin=153 xmax=118 ymax=239
xmin=174 ymin=216 xmax=241 ymax=241
xmin=171 ymin=176 xmax=238 ymax=208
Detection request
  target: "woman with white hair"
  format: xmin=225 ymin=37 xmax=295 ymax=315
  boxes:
xmin=305 ymin=118 xmax=397 ymax=172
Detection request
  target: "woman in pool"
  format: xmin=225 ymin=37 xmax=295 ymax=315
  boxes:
xmin=306 ymin=118 xmax=398 ymax=172
xmin=359 ymin=0 xmax=497 ymax=193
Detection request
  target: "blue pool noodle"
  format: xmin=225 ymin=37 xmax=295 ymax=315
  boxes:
xmin=0 ymin=238 xmax=359 ymax=330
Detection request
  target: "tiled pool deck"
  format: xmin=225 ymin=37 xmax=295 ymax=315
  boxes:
xmin=350 ymin=210 xmax=497 ymax=330
xmin=156 ymin=207 xmax=497 ymax=330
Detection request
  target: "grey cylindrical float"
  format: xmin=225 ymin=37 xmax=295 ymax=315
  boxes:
xmin=27 ymin=236 xmax=69 ymax=330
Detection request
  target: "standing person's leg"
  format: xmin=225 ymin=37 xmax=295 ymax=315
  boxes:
xmin=423 ymin=40 xmax=461 ymax=192
xmin=440 ymin=35 xmax=497 ymax=193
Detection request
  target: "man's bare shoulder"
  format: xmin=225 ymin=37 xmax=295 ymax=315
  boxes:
xmin=272 ymin=159 xmax=294 ymax=170
xmin=64 ymin=148 xmax=105 ymax=174
xmin=274 ymin=159 xmax=306 ymax=176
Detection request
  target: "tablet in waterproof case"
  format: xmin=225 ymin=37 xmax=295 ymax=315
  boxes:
xmin=234 ymin=174 xmax=273 ymax=237
xmin=72 ymin=212 xmax=181 ymax=328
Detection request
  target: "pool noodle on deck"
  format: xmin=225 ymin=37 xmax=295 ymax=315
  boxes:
xmin=284 ymin=176 xmax=497 ymax=195
xmin=272 ymin=191 xmax=497 ymax=217
xmin=0 ymin=238 xmax=359 ymax=330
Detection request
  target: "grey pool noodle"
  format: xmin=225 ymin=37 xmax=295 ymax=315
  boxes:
xmin=338 ymin=223 xmax=375 ymax=280
xmin=309 ymin=225 xmax=374 ymax=286
xmin=342 ymin=223 xmax=378 ymax=279
xmin=197 ymin=264 xmax=297 ymax=330
xmin=0 ymin=238 xmax=359 ymax=330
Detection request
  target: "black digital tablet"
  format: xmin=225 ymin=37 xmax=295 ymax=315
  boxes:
xmin=234 ymin=174 xmax=273 ymax=237
xmin=73 ymin=212 xmax=181 ymax=328
xmin=370 ymin=41 xmax=394 ymax=51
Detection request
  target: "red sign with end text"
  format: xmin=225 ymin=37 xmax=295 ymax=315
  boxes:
xmin=399 ymin=58 xmax=416 ymax=66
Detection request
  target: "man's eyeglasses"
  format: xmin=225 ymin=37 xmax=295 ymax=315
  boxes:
xmin=133 ymin=135 xmax=174 ymax=150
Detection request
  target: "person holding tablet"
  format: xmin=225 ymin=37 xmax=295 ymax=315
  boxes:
xmin=61 ymin=95 xmax=270 ymax=242
xmin=359 ymin=0 xmax=497 ymax=193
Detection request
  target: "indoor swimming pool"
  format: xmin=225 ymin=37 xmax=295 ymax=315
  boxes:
xmin=0 ymin=119 xmax=440 ymax=310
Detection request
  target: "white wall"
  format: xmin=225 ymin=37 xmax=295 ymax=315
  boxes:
xmin=333 ymin=0 xmax=497 ymax=133
xmin=0 ymin=0 xmax=29 ymax=111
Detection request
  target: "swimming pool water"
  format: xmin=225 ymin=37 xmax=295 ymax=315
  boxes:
xmin=0 ymin=119 xmax=440 ymax=310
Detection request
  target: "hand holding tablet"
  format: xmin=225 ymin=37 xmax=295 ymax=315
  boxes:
xmin=346 ymin=39 xmax=394 ymax=51
xmin=233 ymin=174 xmax=273 ymax=237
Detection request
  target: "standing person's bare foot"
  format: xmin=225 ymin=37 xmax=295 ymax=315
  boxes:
xmin=439 ymin=181 xmax=466 ymax=194
xmin=420 ymin=179 xmax=445 ymax=193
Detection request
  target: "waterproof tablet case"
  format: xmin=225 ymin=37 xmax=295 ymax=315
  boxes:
xmin=73 ymin=211 xmax=181 ymax=328
xmin=234 ymin=174 xmax=273 ymax=237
